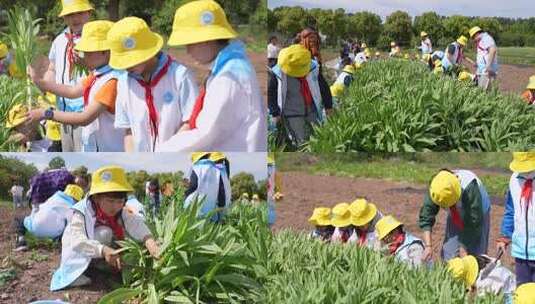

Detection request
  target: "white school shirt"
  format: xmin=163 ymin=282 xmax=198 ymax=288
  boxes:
xmin=156 ymin=41 xmax=267 ymax=152
xmin=267 ymin=43 xmax=280 ymax=59
xmin=114 ymin=53 xmax=198 ymax=152
xmin=476 ymin=33 xmax=499 ymax=74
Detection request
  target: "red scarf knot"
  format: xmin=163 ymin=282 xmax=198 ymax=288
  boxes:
xmin=449 ymin=205 xmax=465 ymax=231
xmin=65 ymin=32 xmax=81 ymax=81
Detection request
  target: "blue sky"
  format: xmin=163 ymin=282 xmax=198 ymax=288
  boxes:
xmin=268 ymin=0 xmax=534 ymax=19
xmin=0 ymin=153 xmax=268 ymax=181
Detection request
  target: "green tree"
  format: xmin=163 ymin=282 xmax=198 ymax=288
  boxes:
xmin=383 ymin=10 xmax=413 ymax=46
xmin=274 ymin=6 xmax=310 ymax=38
xmin=473 ymin=17 xmax=502 ymax=43
xmin=48 ymin=156 xmax=65 ymax=170
xmin=442 ymin=15 xmax=472 ymax=43
xmin=413 ymin=12 xmax=445 ymax=46
xmin=230 ymin=172 xmax=258 ymax=201
xmin=347 ymin=11 xmax=383 ymax=45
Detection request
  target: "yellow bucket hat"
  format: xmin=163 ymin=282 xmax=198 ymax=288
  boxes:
xmin=375 ymin=215 xmax=403 ymax=240
xmin=430 ymin=170 xmax=461 ymax=208
xmin=278 ymin=44 xmax=311 ymax=78
xmin=191 ymin=152 xmax=210 ymax=163
xmin=343 ymin=64 xmax=355 ymax=74
xmin=107 ymin=17 xmax=164 ymax=70
xmin=458 ymin=71 xmax=473 ymax=82
xmin=252 ymin=194 xmax=259 ymax=200
xmin=349 ymin=199 xmax=377 ymax=227
xmin=527 ymin=75 xmax=535 ymax=90
xmin=208 ymin=152 xmax=226 ymax=162
xmin=6 ymin=104 xmax=28 ymax=129
xmin=168 ymin=0 xmax=238 ymax=46
xmin=242 ymin=192 xmax=249 ymax=198
xmin=0 ymin=43 xmax=8 ymax=59
xmin=361 ymin=43 xmax=367 ymax=48
xmin=75 ymin=20 xmax=114 ymax=52
xmin=420 ymin=31 xmax=428 ymax=37
xmin=89 ymin=166 xmax=134 ymax=196
xmin=469 ymin=26 xmax=482 ymax=38
xmin=390 ymin=41 xmax=396 ymax=47
xmin=457 ymin=35 xmax=468 ymax=47
xmin=510 ymin=152 xmax=535 ymax=173
xmin=308 ymin=207 xmax=332 ymax=226
xmin=375 ymin=51 xmax=380 ymax=57
xmin=447 ymin=255 xmax=478 ymax=287
xmin=267 ymin=153 xmax=275 ymax=165
xmin=330 ymin=83 xmax=344 ymax=98
xmin=58 ymin=0 xmax=94 ymax=17
xmin=64 ymin=184 xmax=85 ymax=201
xmin=515 ymin=283 xmax=535 ymax=304
xmin=331 ymin=203 xmax=352 ymax=227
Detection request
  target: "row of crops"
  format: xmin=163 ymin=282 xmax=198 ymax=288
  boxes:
xmin=306 ymin=59 xmax=535 ymax=152
xmin=99 ymin=188 xmax=501 ymax=303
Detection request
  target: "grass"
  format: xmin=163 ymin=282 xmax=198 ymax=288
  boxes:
xmin=275 ymin=153 xmax=511 ymax=197
xmin=464 ymin=46 xmax=535 ymax=66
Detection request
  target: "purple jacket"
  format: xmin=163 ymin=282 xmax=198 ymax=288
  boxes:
xmin=29 ymin=169 xmax=74 ymax=204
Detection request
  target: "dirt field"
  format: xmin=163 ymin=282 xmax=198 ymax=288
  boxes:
xmin=273 ymin=171 xmax=514 ymax=268
xmin=0 ymin=205 xmax=112 ymax=303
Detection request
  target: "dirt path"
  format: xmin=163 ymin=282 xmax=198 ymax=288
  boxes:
xmin=274 ymin=171 xmax=513 ymax=267
xmin=324 ymin=57 xmax=534 ymax=95
xmin=0 ymin=205 xmax=112 ymax=303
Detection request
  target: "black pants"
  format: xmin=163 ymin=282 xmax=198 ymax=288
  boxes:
xmin=268 ymin=58 xmax=278 ymax=68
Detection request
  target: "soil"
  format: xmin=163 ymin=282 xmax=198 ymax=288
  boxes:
xmin=273 ymin=171 xmax=515 ymax=268
xmin=0 ymin=205 xmax=112 ymax=303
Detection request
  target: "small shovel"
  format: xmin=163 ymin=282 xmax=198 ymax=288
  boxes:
xmin=479 ymin=247 xmax=504 ymax=280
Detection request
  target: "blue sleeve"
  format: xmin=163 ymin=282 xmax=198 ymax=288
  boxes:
xmin=500 ymin=190 xmax=515 ymax=238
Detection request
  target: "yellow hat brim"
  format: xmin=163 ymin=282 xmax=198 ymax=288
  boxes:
xmin=331 ymin=216 xmax=352 ymax=228
xmin=168 ymin=26 xmax=237 ymax=46
xmin=464 ymin=255 xmax=479 ymax=286
xmin=510 ymin=160 xmax=535 ymax=173
xmin=58 ymin=4 xmax=94 ymax=17
xmin=89 ymin=182 xmax=134 ymax=196
xmin=281 ymin=64 xmax=310 ymax=78
xmin=75 ymin=39 xmax=110 ymax=52
xmin=109 ymin=33 xmax=164 ymax=70
xmin=308 ymin=217 xmax=331 ymax=226
xmin=527 ymin=82 xmax=535 ymax=90
xmin=351 ymin=203 xmax=377 ymax=226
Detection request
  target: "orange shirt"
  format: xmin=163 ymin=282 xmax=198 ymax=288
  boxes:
xmin=521 ymin=90 xmax=535 ymax=105
xmin=82 ymin=73 xmax=118 ymax=114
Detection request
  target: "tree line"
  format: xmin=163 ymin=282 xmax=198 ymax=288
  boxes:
xmin=268 ymin=6 xmax=535 ymax=49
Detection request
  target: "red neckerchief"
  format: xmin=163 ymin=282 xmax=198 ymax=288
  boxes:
xmin=357 ymin=229 xmax=367 ymax=246
xmin=65 ymin=32 xmax=81 ymax=81
xmin=521 ymin=178 xmax=533 ymax=212
xmin=388 ymin=230 xmax=406 ymax=255
xmin=450 ymin=205 xmax=465 ymax=230
xmin=135 ymin=55 xmax=172 ymax=143
xmin=189 ymin=75 xmax=209 ymax=129
xmin=92 ymin=201 xmax=124 ymax=240
xmin=341 ymin=229 xmax=351 ymax=243
xmin=297 ymin=77 xmax=313 ymax=107
xmin=457 ymin=45 xmax=464 ymax=64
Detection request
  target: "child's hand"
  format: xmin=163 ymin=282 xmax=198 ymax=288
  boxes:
xmin=102 ymin=246 xmax=122 ymax=270
xmin=26 ymin=108 xmax=45 ymax=124
xmin=144 ymin=237 xmax=160 ymax=259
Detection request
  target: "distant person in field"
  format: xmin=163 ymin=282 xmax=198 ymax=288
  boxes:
xmin=497 ymin=152 xmax=535 ymax=287
xmin=389 ymin=41 xmax=401 ymax=57
xmin=50 ymin=166 xmax=160 ymax=291
xmin=469 ymin=26 xmax=498 ymax=91
xmin=427 ymin=50 xmax=445 ymax=72
xmin=147 ymin=178 xmax=161 ymax=216
xmin=419 ymin=32 xmax=433 ymax=59
xmin=441 ymin=36 xmax=474 ymax=74
xmin=347 ymin=199 xmax=383 ymax=249
xmin=10 ymin=181 xmax=24 ymax=209
xmin=267 ymin=153 xmax=282 ymax=227
xmin=267 ymin=36 xmax=281 ymax=68
xmin=521 ymin=76 xmax=535 ymax=105
xmin=376 ymin=215 xmax=426 ymax=268
xmin=268 ymin=44 xmax=326 ymax=145
xmin=309 ymin=207 xmax=335 ymax=242
xmin=330 ymin=58 xmax=354 ymax=105
xmin=330 ymin=202 xmax=354 ymax=244
xmin=419 ymin=169 xmax=491 ymax=262
xmin=447 ymin=255 xmax=515 ymax=303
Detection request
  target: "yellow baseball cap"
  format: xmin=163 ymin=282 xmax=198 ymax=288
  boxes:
xmin=64 ymin=184 xmax=85 ymax=201
xmin=349 ymin=199 xmax=377 ymax=227
xmin=457 ymin=35 xmax=468 ymax=47
xmin=278 ymin=44 xmax=311 ymax=78
xmin=0 ymin=43 xmax=8 ymax=59
xmin=89 ymin=166 xmax=134 ymax=196
xmin=331 ymin=203 xmax=352 ymax=227
xmin=469 ymin=26 xmax=482 ymax=38
xmin=429 ymin=170 xmax=461 ymax=208
xmin=168 ymin=0 xmax=238 ymax=46
xmin=75 ymin=20 xmax=114 ymax=52
xmin=447 ymin=255 xmax=478 ymax=287
xmin=515 ymin=283 xmax=535 ymax=304
xmin=527 ymin=75 xmax=535 ymax=90
xmin=375 ymin=215 xmax=403 ymax=240
xmin=107 ymin=17 xmax=164 ymax=70
xmin=420 ymin=31 xmax=428 ymax=37
xmin=6 ymin=104 xmax=28 ymax=129
xmin=308 ymin=207 xmax=332 ymax=226
xmin=510 ymin=152 xmax=535 ymax=173
xmin=58 ymin=0 xmax=94 ymax=17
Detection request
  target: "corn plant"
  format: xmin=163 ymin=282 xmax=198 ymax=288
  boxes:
xmin=305 ymin=59 xmax=535 ymax=152
xmin=266 ymin=231 xmax=502 ymax=304
xmin=1 ymin=6 xmax=43 ymax=110
xmin=98 ymin=199 xmax=268 ymax=304
xmin=0 ymin=75 xmax=28 ymax=151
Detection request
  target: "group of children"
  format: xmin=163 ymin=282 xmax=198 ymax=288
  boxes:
xmin=6 ymin=0 xmax=266 ymax=152
xmin=306 ymin=152 xmax=535 ymax=303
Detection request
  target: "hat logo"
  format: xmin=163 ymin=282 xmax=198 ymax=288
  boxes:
xmin=64 ymin=0 xmax=74 ymax=5
xmin=163 ymin=91 xmax=174 ymax=103
xmin=123 ymin=37 xmax=136 ymax=50
xmin=200 ymin=11 xmax=215 ymax=25
xmin=101 ymin=171 xmax=112 ymax=182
